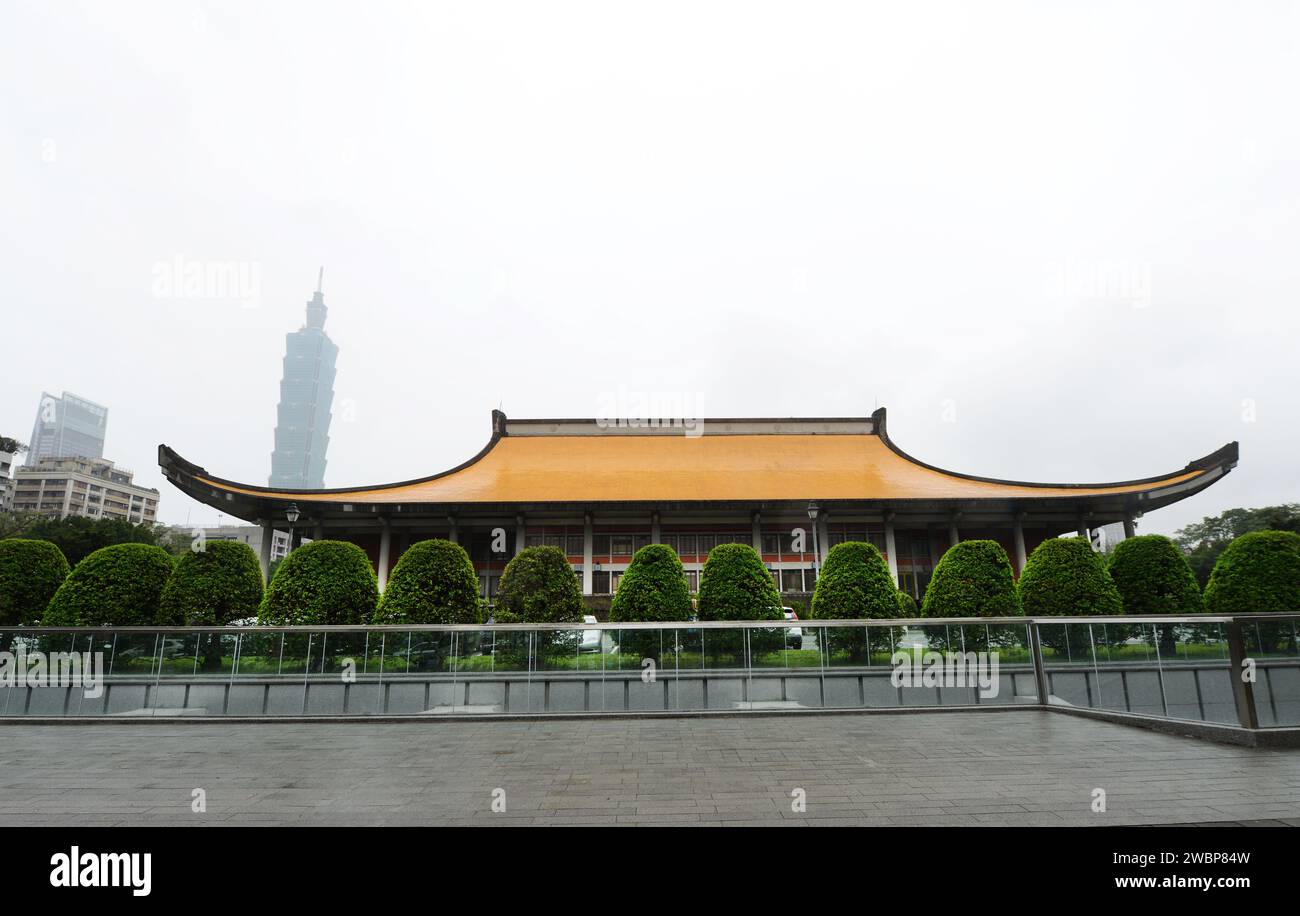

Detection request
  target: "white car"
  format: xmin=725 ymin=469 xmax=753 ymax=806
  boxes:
xmin=783 ymin=607 xmax=803 ymax=644
xmin=580 ymin=615 xmax=603 ymax=653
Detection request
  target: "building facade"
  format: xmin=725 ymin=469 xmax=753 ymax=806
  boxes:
xmin=25 ymin=391 xmax=108 ymax=466
xmin=161 ymin=408 xmax=1237 ymax=600
xmin=0 ymin=441 xmax=18 ymax=511
xmin=14 ymin=456 xmax=159 ymax=525
xmin=175 ymin=524 xmax=293 ymax=562
xmin=269 ymin=273 xmax=338 ymax=489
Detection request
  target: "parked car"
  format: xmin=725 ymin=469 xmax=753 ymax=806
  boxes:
xmin=783 ymin=607 xmax=803 ymax=646
xmin=580 ymin=615 xmax=603 ymax=653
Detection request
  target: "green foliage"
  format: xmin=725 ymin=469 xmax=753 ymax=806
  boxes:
xmin=258 ymin=540 xmax=379 ymax=625
xmin=159 ymin=540 xmax=264 ymax=626
xmin=921 ymin=540 xmax=1022 ymax=618
xmin=375 ymin=539 xmax=481 ymax=625
xmin=610 ymin=543 xmax=692 ymax=661
xmin=42 ymin=543 xmax=175 ymax=626
xmin=809 ymin=542 xmax=903 ymax=661
xmin=15 ymin=516 xmax=161 ymax=567
xmin=1019 ymin=538 xmax=1122 ymax=617
xmin=811 ymin=542 xmax=903 ymax=620
xmin=696 ymin=543 xmax=783 ymax=655
xmin=1107 ymin=534 xmax=1203 ymax=616
xmin=696 ymin=543 xmax=782 ymax=622
xmin=0 ymin=539 xmax=70 ymax=626
xmin=1018 ymin=537 xmax=1123 ymax=657
xmin=897 ymin=591 xmax=918 ymax=616
xmin=919 ymin=540 xmax=1021 ymax=652
xmin=1203 ymin=530 xmax=1300 ymax=616
xmin=1175 ymin=504 xmax=1300 ymax=587
xmin=496 ymin=546 xmax=583 ymax=623
xmin=611 ymin=544 xmax=692 ymax=623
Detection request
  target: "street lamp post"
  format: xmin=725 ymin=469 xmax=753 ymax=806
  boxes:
xmin=285 ymin=503 xmax=300 ymax=552
xmin=807 ymin=501 xmax=820 ymax=587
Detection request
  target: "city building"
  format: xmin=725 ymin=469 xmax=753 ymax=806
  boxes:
xmin=269 ymin=270 xmax=338 ymax=489
xmin=0 ymin=439 xmax=19 ymax=511
xmin=13 ymin=456 xmax=159 ymax=525
xmin=25 ymin=391 xmax=108 ymax=466
xmin=169 ymin=524 xmax=293 ymax=562
xmin=160 ymin=408 xmax=1237 ymax=599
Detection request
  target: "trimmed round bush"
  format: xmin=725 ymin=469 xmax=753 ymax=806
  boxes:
xmin=496 ymin=545 xmax=583 ymax=623
xmin=375 ymin=539 xmax=481 ymax=625
xmin=1107 ymin=534 xmax=1203 ymax=615
xmin=258 ymin=540 xmax=379 ymax=625
xmin=921 ymin=540 xmax=1022 ymax=651
xmin=812 ymin=542 xmax=903 ymax=620
xmin=897 ymin=591 xmax=918 ymax=616
xmin=1019 ymin=538 xmax=1122 ymax=616
xmin=0 ymin=539 xmax=70 ymax=626
xmin=697 ymin=543 xmax=782 ymax=622
xmin=43 ymin=543 xmax=176 ymax=627
xmin=922 ymin=540 xmax=1022 ymax=618
xmin=1018 ymin=537 xmax=1123 ymax=657
xmin=610 ymin=544 xmax=692 ymax=661
xmin=1204 ymin=530 xmax=1300 ymax=617
xmin=811 ymin=542 xmax=903 ymax=662
xmin=159 ymin=540 xmax=264 ymax=626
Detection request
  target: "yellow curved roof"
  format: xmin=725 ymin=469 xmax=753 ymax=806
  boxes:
xmin=193 ymin=433 xmax=1207 ymax=504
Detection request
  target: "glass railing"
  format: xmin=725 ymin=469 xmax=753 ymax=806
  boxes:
xmin=0 ymin=615 xmax=1296 ymax=728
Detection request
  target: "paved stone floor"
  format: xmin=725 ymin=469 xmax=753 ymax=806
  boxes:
xmin=1 ymin=711 xmax=1298 ymax=826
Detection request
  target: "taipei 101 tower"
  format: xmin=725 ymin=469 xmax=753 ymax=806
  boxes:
xmin=269 ymin=268 xmax=338 ymax=489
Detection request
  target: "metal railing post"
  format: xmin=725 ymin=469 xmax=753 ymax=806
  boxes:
xmin=1224 ymin=621 xmax=1259 ymax=730
xmin=1028 ymin=622 xmax=1049 ymax=706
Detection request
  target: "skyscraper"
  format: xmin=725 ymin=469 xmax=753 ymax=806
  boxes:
xmin=269 ymin=269 xmax=338 ymax=489
xmin=25 ymin=391 xmax=108 ymax=466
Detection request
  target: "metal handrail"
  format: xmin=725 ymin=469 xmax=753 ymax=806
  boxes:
xmin=7 ymin=614 xmax=1298 ymax=633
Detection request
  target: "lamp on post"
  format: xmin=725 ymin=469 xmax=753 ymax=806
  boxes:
xmin=285 ymin=503 xmax=300 ymax=552
xmin=807 ymin=501 xmax=821 ymax=585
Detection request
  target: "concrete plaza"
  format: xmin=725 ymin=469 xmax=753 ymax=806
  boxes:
xmin=1 ymin=711 xmax=1298 ymax=826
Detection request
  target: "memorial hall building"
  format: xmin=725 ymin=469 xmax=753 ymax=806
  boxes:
xmin=159 ymin=408 xmax=1238 ymax=605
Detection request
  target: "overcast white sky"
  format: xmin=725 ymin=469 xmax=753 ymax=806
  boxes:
xmin=3 ymin=0 xmax=1297 ymax=535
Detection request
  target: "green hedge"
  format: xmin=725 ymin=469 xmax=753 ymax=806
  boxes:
xmin=697 ymin=543 xmax=782 ymax=622
xmin=159 ymin=540 xmax=264 ymax=626
xmin=610 ymin=544 xmax=692 ymax=661
xmin=1019 ymin=538 xmax=1122 ymax=616
xmin=922 ymin=540 xmax=1022 ymax=618
xmin=897 ymin=591 xmax=918 ymax=616
xmin=810 ymin=542 xmax=903 ymax=662
xmin=811 ymin=542 xmax=902 ymax=620
xmin=375 ymin=539 xmax=481 ymax=625
xmin=0 ymin=539 xmax=70 ymax=626
xmin=920 ymin=540 xmax=1021 ymax=651
xmin=496 ymin=546 xmax=583 ymax=623
xmin=1204 ymin=530 xmax=1300 ymax=616
xmin=1018 ymin=537 xmax=1123 ymax=657
xmin=43 ymin=543 xmax=176 ymax=627
xmin=1107 ymin=534 xmax=1203 ymax=615
xmin=258 ymin=540 xmax=379 ymax=625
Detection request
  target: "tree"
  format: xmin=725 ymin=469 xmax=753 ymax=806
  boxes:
xmin=6 ymin=515 xmax=161 ymax=567
xmin=0 ymin=539 xmax=70 ymax=627
xmin=920 ymin=540 xmax=1022 ymax=651
xmin=1203 ymin=531 xmax=1300 ymax=654
xmin=496 ymin=546 xmax=584 ymax=623
xmin=1107 ymin=534 xmax=1203 ymax=615
xmin=1018 ymin=537 xmax=1123 ymax=657
xmin=258 ymin=540 xmax=379 ymax=625
xmin=375 ymin=539 xmax=481 ymax=625
xmin=1175 ymin=504 xmax=1300 ymax=587
xmin=609 ymin=543 xmax=692 ymax=661
xmin=1107 ymin=534 xmax=1203 ymax=655
xmin=42 ymin=543 xmax=176 ymax=627
xmin=159 ymin=541 xmax=264 ymax=626
xmin=696 ymin=543 xmax=783 ymax=655
xmin=810 ymin=542 xmax=903 ymax=662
